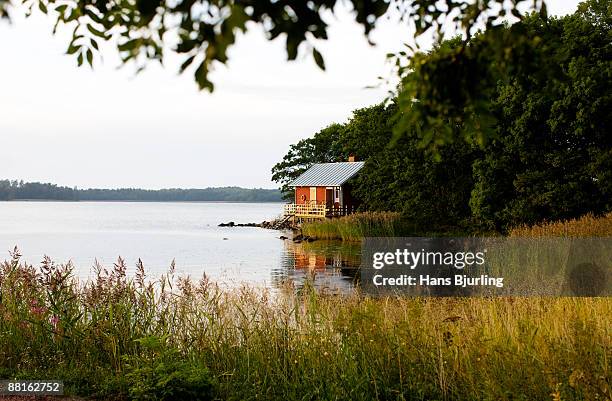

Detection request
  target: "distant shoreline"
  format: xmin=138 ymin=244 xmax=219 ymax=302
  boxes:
xmin=0 ymin=199 xmax=285 ymax=203
xmin=0 ymin=180 xmax=284 ymax=202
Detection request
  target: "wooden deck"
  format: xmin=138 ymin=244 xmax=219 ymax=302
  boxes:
xmin=284 ymin=203 xmax=355 ymax=219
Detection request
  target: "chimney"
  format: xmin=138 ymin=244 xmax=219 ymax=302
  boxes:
xmin=348 ymin=154 xmax=356 ymax=162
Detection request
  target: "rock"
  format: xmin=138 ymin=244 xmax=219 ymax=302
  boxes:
xmin=279 ymin=235 xmax=288 ymax=240
xmin=218 ymin=216 xmax=297 ymax=230
xmin=223 ymin=237 xmax=229 ymax=240
xmin=293 ymin=234 xmax=303 ymax=241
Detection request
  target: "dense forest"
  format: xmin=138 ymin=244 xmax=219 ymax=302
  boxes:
xmin=273 ymin=1 xmax=611 ymax=233
xmin=0 ymin=180 xmax=282 ymax=202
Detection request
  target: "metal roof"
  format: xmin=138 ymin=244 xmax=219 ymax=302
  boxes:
xmin=289 ymin=162 xmax=365 ymax=187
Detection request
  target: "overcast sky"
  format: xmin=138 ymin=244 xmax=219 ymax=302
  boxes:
xmin=0 ymin=1 xmax=581 ymax=189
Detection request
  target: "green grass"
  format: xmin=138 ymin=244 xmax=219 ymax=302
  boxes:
xmin=300 ymin=211 xmax=476 ymax=240
xmin=0 ymin=250 xmax=610 ymax=400
xmin=302 ymin=212 xmax=403 ymax=241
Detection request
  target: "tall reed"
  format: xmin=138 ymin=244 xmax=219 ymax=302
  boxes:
xmin=302 ymin=211 xmax=401 ymax=241
xmin=0 ymin=247 xmax=610 ymax=400
xmin=510 ymin=212 xmax=612 ymax=237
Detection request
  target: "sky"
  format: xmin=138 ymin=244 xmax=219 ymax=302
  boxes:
xmin=0 ymin=1 xmax=582 ymax=189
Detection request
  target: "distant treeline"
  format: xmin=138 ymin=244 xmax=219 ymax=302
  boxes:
xmin=0 ymin=180 xmax=282 ymax=202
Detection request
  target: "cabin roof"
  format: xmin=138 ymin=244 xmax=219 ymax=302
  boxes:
xmin=289 ymin=161 xmax=365 ymax=187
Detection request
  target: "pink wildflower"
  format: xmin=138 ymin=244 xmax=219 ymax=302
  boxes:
xmin=49 ymin=315 xmax=60 ymax=329
xmin=30 ymin=299 xmax=46 ymax=316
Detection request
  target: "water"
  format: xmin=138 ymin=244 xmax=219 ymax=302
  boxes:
xmin=0 ymin=202 xmax=359 ymax=291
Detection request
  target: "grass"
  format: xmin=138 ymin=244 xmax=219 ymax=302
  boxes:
xmin=0 ymin=213 xmax=610 ymax=400
xmin=0 ymin=255 xmax=610 ymax=400
xmin=302 ymin=212 xmax=402 ymax=241
xmin=301 ymin=211 xmax=481 ymax=241
xmin=509 ymin=212 xmax=612 ymax=237
xmin=303 ymin=211 xmax=612 ymax=241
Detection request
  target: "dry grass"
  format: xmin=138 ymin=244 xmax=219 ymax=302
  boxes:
xmin=509 ymin=212 xmax=612 ymax=237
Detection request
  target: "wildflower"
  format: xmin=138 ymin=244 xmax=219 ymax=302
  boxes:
xmin=49 ymin=315 xmax=60 ymax=330
xmin=30 ymin=300 xmax=46 ymax=316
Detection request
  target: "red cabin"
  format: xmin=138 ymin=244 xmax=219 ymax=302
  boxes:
xmin=284 ymin=158 xmax=364 ymax=219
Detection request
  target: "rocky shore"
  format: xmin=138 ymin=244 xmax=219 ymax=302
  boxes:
xmin=218 ymin=216 xmax=294 ymax=230
xmin=282 ymin=233 xmax=315 ymax=243
xmin=218 ymin=217 xmax=318 ymax=242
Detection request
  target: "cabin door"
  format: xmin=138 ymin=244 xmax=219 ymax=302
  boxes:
xmin=309 ymin=187 xmax=317 ymax=203
xmin=325 ymin=188 xmax=333 ymax=208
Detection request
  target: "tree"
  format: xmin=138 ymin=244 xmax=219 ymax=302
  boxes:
xmin=352 ymin=134 xmax=477 ymax=232
xmin=271 ymin=102 xmax=397 ymax=200
xmin=337 ymin=102 xmax=398 ymax=160
xmin=1 ymin=0 xmax=546 ymax=149
xmin=271 ymin=123 xmax=343 ymax=199
xmin=0 ymin=180 xmax=283 ymax=201
xmin=273 ymin=1 xmax=611 ymax=233
xmin=470 ymin=4 xmax=612 ymax=231
xmin=273 ymin=99 xmax=477 ymax=232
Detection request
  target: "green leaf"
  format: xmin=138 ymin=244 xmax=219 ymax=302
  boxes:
xmin=86 ymin=23 xmax=108 ymax=39
xmin=38 ymin=1 xmax=47 ymax=14
xmin=66 ymin=43 xmax=79 ymax=55
xmin=86 ymin=48 xmax=93 ymax=67
xmin=55 ymin=4 xmax=67 ymax=15
xmin=118 ymin=39 xmax=140 ymax=52
xmin=313 ymin=47 xmax=325 ymax=70
xmin=286 ymin=34 xmax=301 ymax=61
xmin=77 ymin=52 xmax=84 ymax=66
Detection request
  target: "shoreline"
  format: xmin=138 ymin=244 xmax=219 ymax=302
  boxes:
xmin=0 ymin=199 xmax=286 ymax=204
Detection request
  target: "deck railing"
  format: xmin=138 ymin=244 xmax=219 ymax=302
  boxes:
xmin=284 ymin=203 xmax=355 ymax=219
xmin=284 ymin=203 xmax=326 ymax=219
xmin=326 ymin=205 xmax=355 ymax=217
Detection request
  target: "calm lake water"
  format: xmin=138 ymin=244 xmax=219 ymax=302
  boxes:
xmin=0 ymin=202 xmax=359 ymax=292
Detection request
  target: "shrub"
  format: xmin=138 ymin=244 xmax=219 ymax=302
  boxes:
xmin=125 ymin=339 xmax=214 ymax=401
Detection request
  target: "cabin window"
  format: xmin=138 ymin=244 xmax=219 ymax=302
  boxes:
xmin=334 ymin=187 xmax=340 ymax=203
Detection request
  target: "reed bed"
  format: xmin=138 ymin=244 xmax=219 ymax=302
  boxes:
xmin=0 ymin=249 xmax=610 ymax=400
xmin=1 ymin=213 xmax=610 ymax=400
xmin=510 ymin=212 xmax=612 ymax=237
xmin=302 ymin=212 xmax=402 ymax=241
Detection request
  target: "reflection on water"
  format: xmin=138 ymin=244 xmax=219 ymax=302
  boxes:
xmin=273 ymin=239 xmax=361 ymax=294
